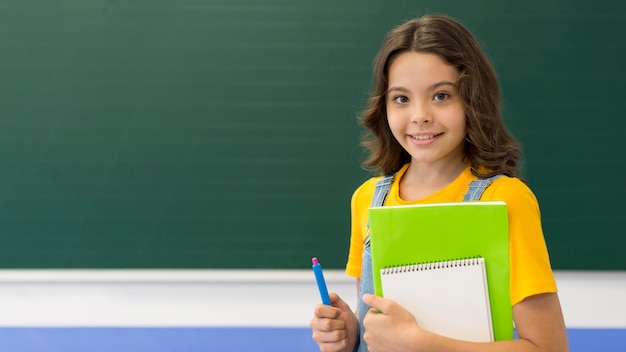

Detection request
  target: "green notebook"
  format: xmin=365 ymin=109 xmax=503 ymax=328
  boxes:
xmin=368 ymin=200 xmax=513 ymax=341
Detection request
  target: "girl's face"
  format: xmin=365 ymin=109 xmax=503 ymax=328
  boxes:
xmin=386 ymin=51 xmax=466 ymax=169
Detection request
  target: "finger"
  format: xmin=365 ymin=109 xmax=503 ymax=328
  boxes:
xmin=315 ymin=312 xmax=347 ymax=328
xmin=311 ymin=316 xmax=346 ymax=337
xmin=313 ymin=325 xmax=348 ymax=343
xmin=314 ymin=303 xmax=341 ymax=319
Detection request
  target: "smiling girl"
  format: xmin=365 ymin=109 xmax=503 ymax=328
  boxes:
xmin=310 ymin=15 xmax=568 ymax=352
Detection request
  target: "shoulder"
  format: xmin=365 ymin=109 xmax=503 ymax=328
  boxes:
xmin=351 ymin=164 xmax=407 ymax=210
xmin=350 ymin=176 xmax=382 ymax=209
xmin=484 ymin=176 xmax=540 ymax=213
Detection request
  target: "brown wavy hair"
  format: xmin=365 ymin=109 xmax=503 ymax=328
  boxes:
xmin=359 ymin=15 xmax=521 ymax=179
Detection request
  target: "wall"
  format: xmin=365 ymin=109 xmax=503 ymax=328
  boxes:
xmin=1 ymin=1 xmax=625 ymax=270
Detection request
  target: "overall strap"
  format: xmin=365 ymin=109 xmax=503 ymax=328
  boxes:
xmin=462 ymin=175 xmax=503 ymax=201
xmin=370 ymin=174 xmax=396 ymax=207
xmin=363 ymin=174 xmax=396 ymax=246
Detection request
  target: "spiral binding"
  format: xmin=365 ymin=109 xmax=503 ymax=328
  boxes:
xmin=381 ymin=257 xmax=484 ymax=275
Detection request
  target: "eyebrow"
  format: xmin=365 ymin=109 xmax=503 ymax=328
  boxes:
xmin=387 ymin=80 xmax=456 ymax=95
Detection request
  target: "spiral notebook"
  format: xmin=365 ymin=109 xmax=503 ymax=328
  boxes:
xmin=380 ymin=257 xmax=493 ymax=342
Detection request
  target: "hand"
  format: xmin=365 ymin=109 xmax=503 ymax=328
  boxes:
xmin=362 ymin=294 xmax=424 ymax=352
xmin=310 ymin=293 xmax=359 ymax=352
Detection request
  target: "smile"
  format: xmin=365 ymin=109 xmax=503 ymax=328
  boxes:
xmin=410 ymin=133 xmax=442 ymax=140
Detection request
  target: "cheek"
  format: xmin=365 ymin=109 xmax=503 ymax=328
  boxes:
xmin=458 ymin=117 xmax=467 ymax=133
xmin=449 ymin=107 xmax=467 ymax=132
xmin=386 ymin=107 xmax=404 ymax=128
xmin=386 ymin=113 xmax=404 ymax=139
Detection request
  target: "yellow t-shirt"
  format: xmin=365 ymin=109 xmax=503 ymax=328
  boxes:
xmin=346 ymin=164 xmax=557 ymax=306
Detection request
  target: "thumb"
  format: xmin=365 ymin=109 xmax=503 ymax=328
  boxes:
xmin=362 ymin=293 xmax=389 ymax=314
xmin=329 ymin=292 xmax=352 ymax=312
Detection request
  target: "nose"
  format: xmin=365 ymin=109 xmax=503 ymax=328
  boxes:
xmin=411 ymin=103 xmax=431 ymax=125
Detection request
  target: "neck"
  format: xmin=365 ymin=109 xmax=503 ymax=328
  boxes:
xmin=399 ymin=159 xmax=467 ymax=201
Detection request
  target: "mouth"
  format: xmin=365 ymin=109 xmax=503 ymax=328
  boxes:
xmin=409 ymin=133 xmax=443 ymax=140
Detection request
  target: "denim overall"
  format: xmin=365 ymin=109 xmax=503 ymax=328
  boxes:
xmin=354 ymin=174 xmax=502 ymax=352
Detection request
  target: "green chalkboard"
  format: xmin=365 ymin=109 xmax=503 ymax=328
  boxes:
xmin=0 ymin=1 xmax=624 ymax=269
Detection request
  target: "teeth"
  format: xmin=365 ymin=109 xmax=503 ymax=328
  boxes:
xmin=412 ymin=134 xmax=437 ymax=140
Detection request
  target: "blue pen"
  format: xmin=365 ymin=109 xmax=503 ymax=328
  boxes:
xmin=312 ymin=257 xmax=331 ymax=305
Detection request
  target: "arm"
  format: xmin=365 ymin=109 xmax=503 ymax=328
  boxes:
xmin=509 ymin=292 xmax=569 ymax=351
xmin=362 ymin=292 xmax=568 ymax=352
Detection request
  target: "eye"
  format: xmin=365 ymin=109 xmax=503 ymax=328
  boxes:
xmin=433 ymin=92 xmax=450 ymax=101
xmin=391 ymin=95 xmax=409 ymax=104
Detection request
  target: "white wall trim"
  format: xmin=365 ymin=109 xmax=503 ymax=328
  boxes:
xmin=0 ymin=270 xmax=623 ymax=328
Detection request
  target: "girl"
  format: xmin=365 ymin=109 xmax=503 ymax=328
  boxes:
xmin=310 ymin=15 xmax=568 ymax=352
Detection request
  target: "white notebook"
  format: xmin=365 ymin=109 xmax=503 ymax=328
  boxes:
xmin=380 ymin=257 xmax=494 ymax=342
